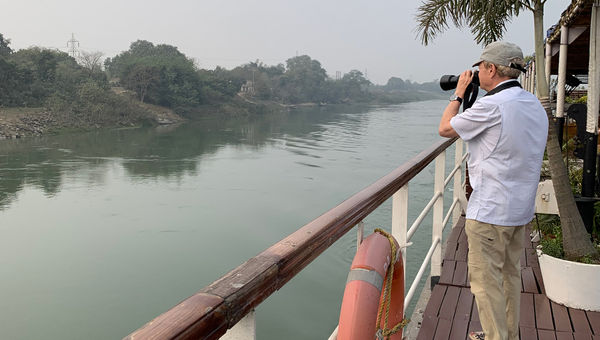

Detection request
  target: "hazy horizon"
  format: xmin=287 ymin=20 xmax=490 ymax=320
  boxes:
xmin=2 ymin=1 xmax=571 ymax=85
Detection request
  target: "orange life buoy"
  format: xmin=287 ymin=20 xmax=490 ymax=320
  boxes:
xmin=337 ymin=232 xmax=405 ymax=340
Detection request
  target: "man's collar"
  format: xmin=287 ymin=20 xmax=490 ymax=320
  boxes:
xmin=492 ymin=78 xmax=520 ymax=89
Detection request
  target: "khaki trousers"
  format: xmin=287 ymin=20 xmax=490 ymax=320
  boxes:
xmin=465 ymin=219 xmax=525 ymax=340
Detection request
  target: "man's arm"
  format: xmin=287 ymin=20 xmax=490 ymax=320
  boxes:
xmin=438 ymin=70 xmax=473 ymax=138
xmin=439 ymin=100 xmax=461 ymax=137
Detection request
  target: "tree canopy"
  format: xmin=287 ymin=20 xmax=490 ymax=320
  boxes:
xmin=1 ymin=34 xmax=446 ymax=115
xmin=105 ymin=40 xmax=203 ymax=108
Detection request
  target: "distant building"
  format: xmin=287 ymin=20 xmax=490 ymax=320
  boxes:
xmin=240 ymin=81 xmax=255 ymax=96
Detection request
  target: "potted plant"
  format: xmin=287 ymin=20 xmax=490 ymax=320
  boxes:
xmin=535 ymin=213 xmax=600 ymax=311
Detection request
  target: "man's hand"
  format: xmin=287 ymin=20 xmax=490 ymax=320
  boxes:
xmin=455 ymin=69 xmax=473 ymax=99
xmin=439 ymin=69 xmax=473 ymax=138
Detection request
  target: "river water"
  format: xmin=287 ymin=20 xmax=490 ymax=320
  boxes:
xmin=0 ymin=100 xmax=455 ymax=339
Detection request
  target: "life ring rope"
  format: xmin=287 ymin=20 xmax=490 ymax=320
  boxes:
xmin=374 ymin=228 xmax=410 ymax=340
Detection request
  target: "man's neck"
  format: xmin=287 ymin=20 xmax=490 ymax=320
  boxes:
xmin=490 ymin=77 xmax=516 ymax=90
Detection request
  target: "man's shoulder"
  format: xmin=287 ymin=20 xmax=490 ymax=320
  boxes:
xmin=485 ymin=86 xmax=541 ymax=107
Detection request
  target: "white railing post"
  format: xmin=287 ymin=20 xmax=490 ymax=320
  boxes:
xmin=356 ymin=221 xmax=364 ymax=251
xmin=392 ymin=185 xmax=409 ymax=272
xmin=431 ymin=151 xmax=445 ymax=285
xmin=221 ymin=310 xmax=256 ymax=340
xmin=452 ymin=139 xmax=464 ymax=225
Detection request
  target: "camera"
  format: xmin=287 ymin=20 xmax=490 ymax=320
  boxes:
xmin=439 ymin=70 xmax=480 ymax=110
xmin=439 ymin=71 xmax=480 ymax=91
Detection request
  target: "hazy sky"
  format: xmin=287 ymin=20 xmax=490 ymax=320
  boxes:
xmin=2 ymin=0 xmax=572 ymax=84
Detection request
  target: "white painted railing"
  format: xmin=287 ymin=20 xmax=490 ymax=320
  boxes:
xmin=327 ymin=139 xmax=467 ymax=340
xmin=126 ymin=137 xmax=467 ymax=340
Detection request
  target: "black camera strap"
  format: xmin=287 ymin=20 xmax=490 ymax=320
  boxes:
xmin=484 ymin=80 xmax=521 ymax=97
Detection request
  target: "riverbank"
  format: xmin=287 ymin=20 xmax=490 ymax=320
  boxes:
xmin=0 ymin=91 xmax=445 ymax=140
xmin=0 ymin=103 xmax=184 ymax=139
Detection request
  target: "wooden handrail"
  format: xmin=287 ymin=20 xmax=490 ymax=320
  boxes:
xmin=124 ymin=137 xmax=457 ymax=340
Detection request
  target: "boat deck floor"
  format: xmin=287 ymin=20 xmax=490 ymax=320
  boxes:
xmin=416 ymin=217 xmax=600 ymax=340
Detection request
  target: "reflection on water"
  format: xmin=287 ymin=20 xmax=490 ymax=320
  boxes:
xmin=0 ymin=102 xmax=449 ymax=340
xmin=0 ymin=106 xmax=370 ymax=210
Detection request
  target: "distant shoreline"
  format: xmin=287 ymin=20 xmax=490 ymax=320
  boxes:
xmin=0 ymin=92 xmax=445 ymax=140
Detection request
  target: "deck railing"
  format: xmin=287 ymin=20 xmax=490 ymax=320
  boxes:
xmin=124 ymin=137 xmax=467 ymax=340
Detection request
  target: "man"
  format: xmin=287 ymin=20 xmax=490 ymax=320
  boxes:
xmin=438 ymin=41 xmax=548 ymax=340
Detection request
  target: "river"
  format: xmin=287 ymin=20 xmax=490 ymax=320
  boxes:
xmin=0 ymin=100 xmax=455 ymax=339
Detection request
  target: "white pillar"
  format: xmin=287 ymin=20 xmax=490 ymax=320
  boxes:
xmin=557 ymin=25 xmax=569 ymax=119
xmin=545 ymin=41 xmax=552 ymax=94
xmin=452 ymin=139 xmax=464 ymax=225
xmin=530 ymin=61 xmax=536 ymax=94
xmin=524 ymin=65 xmax=529 ymax=92
xmin=392 ymin=185 xmax=409 ymax=271
xmin=528 ymin=63 xmax=534 ymax=93
xmin=431 ymin=152 xmax=445 ymax=279
xmin=587 ymin=1 xmax=600 ymax=134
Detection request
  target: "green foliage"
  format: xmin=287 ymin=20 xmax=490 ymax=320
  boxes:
xmin=537 ymin=211 xmax=600 ymax=263
xmin=416 ymin=0 xmax=527 ymax=46
xmin=0 ymin=44 xmax=91 ymax=107
xmin=105 ymin=40 xmax=203 ymax=109
xmin=0 ymin=33 xmax=12 ymax=56
xmin=569 ymin=162 xmax=583 ymax=195
xmin=566 ymin=95 xmax=587 ymax=104
xmin=536 ymin=214 xmax=564 ymax=259
xmin=592 ymin=201 xmax=600 ymax=240
xmin=1 ymin=33 xmax=448 ymax=121
xmin=47 ymin=81 xmax=150 ymax=128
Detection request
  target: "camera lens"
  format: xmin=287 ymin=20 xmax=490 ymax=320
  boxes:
xmin=439 ymin=71 xmax=479 ymax=91
xmin=440 ymin=75 xmax=459 ymax=91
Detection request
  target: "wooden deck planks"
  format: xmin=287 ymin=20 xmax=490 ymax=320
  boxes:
xmin=526 ymin=248 xmax=539 ymax=267
xmin=521 ymin=293 xmax=536 ymax=328
xmin=416 ymin=221 xmax=600 ymax=340
xmin=552 ymin=301 xmax=572 ymax=332
xmin=445 ymin=242 xmax=458 ymax=261
xmin=439 ymin=286 xmax=461 ymax=321
xmin=448 ymin=316 xmax=469 ymax=340
xmin=570 ymin=309 xmax=593 ymax=335
xmin=521 ymin=326 xmax=538 ymax=340
xmin=439 ymin=260 xmax=456 ymax=286
xmin=539 ymin=329 xmax=558 ymax=340
xmin=424 ymin=284 xmax=447 ymax=317
xmin=522 ymin=267 xmax=539 ymax=293
xmin=451 ymin=261 xmax=468 ymax=287
xmin=587 ymin=311 xmax=600 ymax=334
xmin=433 ymin=318 xmax=452 ymax=340
xmin=535 ymin=294 xmax=554 ymax=330
xmin=573 ymin=333 xmax=593 ymax=340
xmin=417 ymin=315 xmax=439 ymax=340
xmin=557 ymin=331 xmax=575 ymax=340
xmin=532 ymin=266 xmax=546 ymax=295
xmin=454 ymin=238 xmax=469 ymax=262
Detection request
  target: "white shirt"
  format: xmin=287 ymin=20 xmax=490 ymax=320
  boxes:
xmin=450 ymin=80 xmax=548 ymax=226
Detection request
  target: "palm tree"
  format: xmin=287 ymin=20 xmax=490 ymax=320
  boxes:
xmin=415 ymin=0 xmax=598 ymax=260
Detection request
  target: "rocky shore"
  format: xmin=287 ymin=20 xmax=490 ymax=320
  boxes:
xmin=0 ymin=105 xmax=185 ymax=140
xmin=0 ymin=109 xmax=55 ymax=139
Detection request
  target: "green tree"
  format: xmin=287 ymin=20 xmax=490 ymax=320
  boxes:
xmin=125 ymin=64 xmax=159 ymax=103
xmin=279 ymin=55 xmax=328 ymax=103
xmin=0 ymin=33 xmax=12 ymax=56
xmin=105 ymin=40 xmax=202 ymax=108
xmin=340 ymin=70 xmax=371 ymax=101
xmin=416 ymin=0 xmax=598 ymax=260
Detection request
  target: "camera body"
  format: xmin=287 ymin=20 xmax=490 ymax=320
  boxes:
xmin=439 ymin=71 xmax=480 ymax=110
xmin=439 ymin=71 xmax=480 ymax=91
